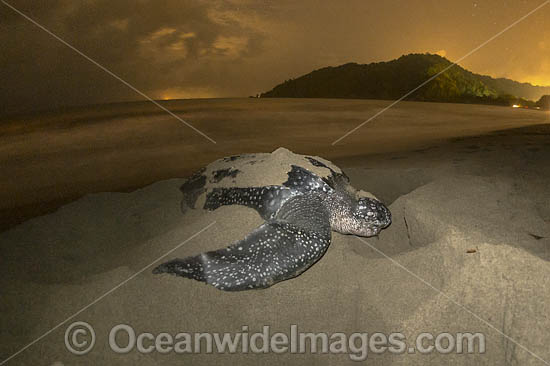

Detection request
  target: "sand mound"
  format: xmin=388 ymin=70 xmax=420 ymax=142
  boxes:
xmin=184 ymin=147 xmax=352 ymax=210
xmin=1 ymin=172 xmax=549 ymax=365
xmin=378 ymin=175 xmax=549 ymax=259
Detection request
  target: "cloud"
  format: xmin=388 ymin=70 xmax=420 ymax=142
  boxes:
xmin=211 ymin=35 xmax=250 ymax=58
xmin=138 ymin=27 xmax=197 ymax=62
xmin=0 ymin=0 xmax=268 ymax=114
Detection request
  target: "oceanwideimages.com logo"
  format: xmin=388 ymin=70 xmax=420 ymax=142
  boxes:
xmin=65 ymin=322 xmax=485 ymax=361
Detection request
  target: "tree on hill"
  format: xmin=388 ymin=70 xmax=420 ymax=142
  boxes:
xmin=537 ymin=95 xmax=550 ymax=110
xmin=260 ymin=53 xmax=547 ymax=106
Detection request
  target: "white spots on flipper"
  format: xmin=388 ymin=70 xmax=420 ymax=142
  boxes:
xmin=283 ymin=165 xmax=332 ymax=195
xmin=154 ymin=256 xmax=207 ymax=281
xmin=185 ymin=220 xmax=331 ymax=291
xmin=204 ymin=186 xmax=293 ymax=221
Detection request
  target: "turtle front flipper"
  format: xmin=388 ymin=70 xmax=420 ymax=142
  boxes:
xmin=204 ymin=186 xmax=292 ymax=220
xmin=153 ymin=195 xmax=331 ymax=291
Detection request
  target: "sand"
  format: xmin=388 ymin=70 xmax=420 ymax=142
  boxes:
xmin=1 ymin=99 xmax=549 ymax=365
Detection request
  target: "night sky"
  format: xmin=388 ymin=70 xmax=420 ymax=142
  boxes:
xmin=1 ymin=0 xmax=549 ymax=114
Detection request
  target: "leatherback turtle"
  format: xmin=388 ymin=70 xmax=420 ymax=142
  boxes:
xmin=153 ymin=148 xmax=391 ymax=291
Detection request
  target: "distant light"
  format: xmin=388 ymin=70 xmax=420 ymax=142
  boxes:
xmin=535 ymin=107 xmax=541 ymax=110
xmin=512 ymin=104 xmax=520 ymax=108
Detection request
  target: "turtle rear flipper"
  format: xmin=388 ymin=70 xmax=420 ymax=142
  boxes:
xmin=153 ymin=195 xmax=331 ymax=291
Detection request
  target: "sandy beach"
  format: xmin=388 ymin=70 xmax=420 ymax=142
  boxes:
xmin=1 ymin=98 xmax=549 ymax=365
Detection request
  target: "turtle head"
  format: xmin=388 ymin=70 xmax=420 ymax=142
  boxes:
xmin=343 ymin=197 xmax=392 ymax=237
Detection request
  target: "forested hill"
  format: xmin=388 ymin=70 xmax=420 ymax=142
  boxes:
xmin=260 ymin=53 xmax=550 ymax=105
